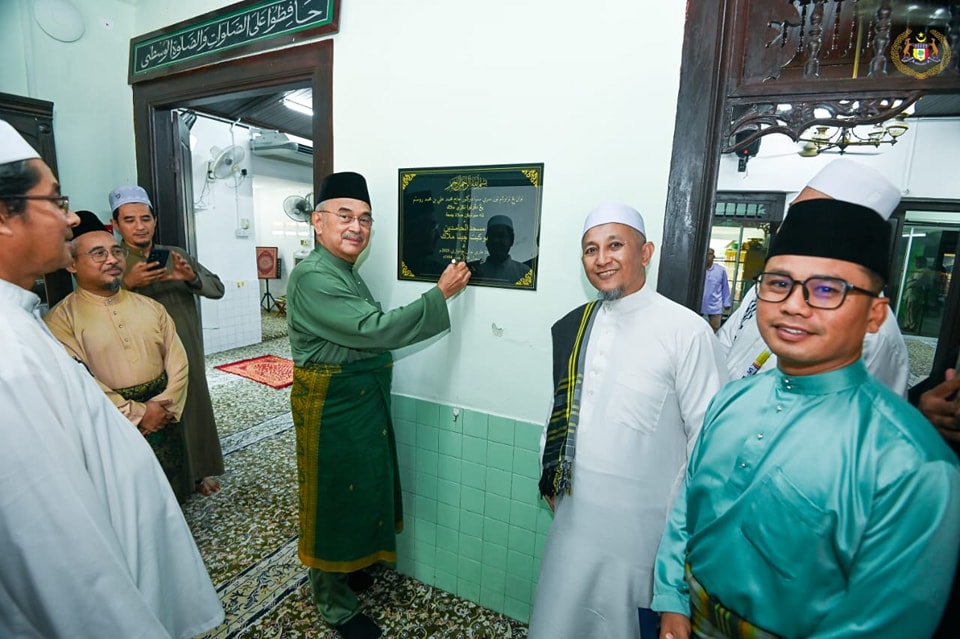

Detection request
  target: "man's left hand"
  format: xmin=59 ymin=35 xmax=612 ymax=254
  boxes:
xmin=920 ymin=368 xmax=960 ymax=442
xmin=163 ymin=251 xmax=197 ymax=283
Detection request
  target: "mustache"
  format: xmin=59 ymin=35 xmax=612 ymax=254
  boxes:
xmin=342 ymin=231 xmax=365 ymax=242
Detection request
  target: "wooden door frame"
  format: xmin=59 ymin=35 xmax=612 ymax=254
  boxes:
xmin=131 ymin=40 xmax=333 ymax=247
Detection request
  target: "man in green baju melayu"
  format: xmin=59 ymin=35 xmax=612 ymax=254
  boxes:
xmin=287 ymin=171 xmax=471 ymax=639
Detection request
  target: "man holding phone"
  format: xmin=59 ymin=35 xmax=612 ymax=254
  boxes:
xmin=109 ymin=184 xmax=226 ymax=498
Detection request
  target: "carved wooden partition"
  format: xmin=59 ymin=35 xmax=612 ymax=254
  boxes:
xmin=658 ymin=0 xmax=960 ymax=309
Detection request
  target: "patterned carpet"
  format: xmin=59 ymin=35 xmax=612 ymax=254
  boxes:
xmin=186 ymin=311 xmax=529 ymax=638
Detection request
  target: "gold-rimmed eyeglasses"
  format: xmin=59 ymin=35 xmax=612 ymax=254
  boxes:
xmin=13 ymin=194 xmax=71 ymax=212
xmin=84 ymin=246 xmax=128 ymax=264
xmin=317 ymin=209 xmax=374 ymax=229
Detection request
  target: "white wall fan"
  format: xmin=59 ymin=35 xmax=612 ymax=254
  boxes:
xmin=283 ymin=193 xmax=313 ymax=223
xmin=207 ymin=145 xmax=246 ymax=180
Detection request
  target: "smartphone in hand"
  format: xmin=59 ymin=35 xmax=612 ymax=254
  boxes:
xmin=146 ymin=247 xmax=171 ymax=272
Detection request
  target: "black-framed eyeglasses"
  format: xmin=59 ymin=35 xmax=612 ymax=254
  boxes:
xmin=12 ymin=194 xmax=70 ymax=212
xmin=755 ymin=272 xmax=880 ymax=310
xmin=317 ymin=209 xmax=374 ymax=229
xmin=84 ymin=246 xmax=128 ymax=264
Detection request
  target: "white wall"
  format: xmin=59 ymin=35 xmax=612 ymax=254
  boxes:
xmin=250 ymin=167 xmax=314 ymax=299
xmin=1 ymin=0 xmax=138 ymax=217
xmin=189 ymin=115 xmax=262 ymax=353
xmin=7 ymin=0 xmax=687 ymax=424
xmin=717 ymin=117 xmax=960 ymax=200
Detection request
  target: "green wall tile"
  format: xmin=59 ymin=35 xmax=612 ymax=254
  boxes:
xmin=414 ymin=495 xmax=437 ymax=521
xmin=512 ymin=448 xmax=540 ymax=479
xmin=508 ymin=526 xmax=537 ymax=557
xmin=462 ymin=409 xmax=488 ymax=438
xmin=512 ymin=474 xmax=537 ymax=502
xmin=415 ymin=448 xmax=439 ymax=475
xmin=435 ymin=569 xmax=458 ymax=594
xmin=436 ymin=525 xmax=459 ymax=552
xmin=487 ymin=441 xmax=514 ymax=472
xmin=394 ymin=395 xmax=417 ymax=422
xmin=460 ymin=511 xmax=483 ymax=537
xmin=417 ymin=425 xmax=439 ymax=452
xmin=413 ymin=562 xmax=435 ymax=583
xmin=514 ymin=420 xmax=542 ymax=451
xmin=461 ymin=486 xmax=485 ymax=514
xmin=483 ymin=517 xmax=510 ymax=546
xmin=485 ymin=494 xmax=511 ymax=523
xmin=415 ymin=472 xmax=438 ymax=499
xmin=416 ymin=399 xmax=440 ymax=427
xmin=436 ymin=502 xmax=459 ymax=530
xmin=485 ymin=467 xmax=512 ymax=498
xmin=438 ymin=430 xmax=462 ymax=457
xmin=435 ymin=548 xmax=458 ymax=575
xmin=509 ymin=500 xmax=538 ymax=531
xmin=460 ymin=533 xmax=482 ymax=561
xmin=505 ymin=574 xmax=532 ymax=602
xmin=458 ymin=556 xmax=482 ymax=584
xmin=487 ymin=415 xmax=515 ymax=445
xmin=437 ymin=455 xmax=461 ymax=482
xmin=437 ymin=479 xmax=461 ymax=507
xmin=458 ymin=578 xmax=481 ymax=602
xmin=396 ymin=442 xmax=415 ymax=469
xmin=481 ymin=565 xmax=506 ymax=594
xmin=480 ymin=586 xmax=505 ymax=611
xmin=462 ymin=435 xmax=487 ymax=465
xmin=393 ymin=418 xmax=416 ymax=445
xmin=504 ymin=596 xmax=531 ymax=624
xmin=413 ymin=540 xmax=436 ymax=566
xmin=506 ymin=548 xmax=535 ymax=580
xmin=483 ymin=542 xmax=508 ymax=572
xmin=461 ymin=461 xmax=486 ymax=489
xmin=414 ymin=519 xmax=437 ymax=546
xmin=536 ymin=504 xmax=554 ymax=534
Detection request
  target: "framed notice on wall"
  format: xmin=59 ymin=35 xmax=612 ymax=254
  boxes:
xmin=256 ymin=246 xmax=280 ymax=279
xmin=397 ymin=163 xmax=544 ymax=291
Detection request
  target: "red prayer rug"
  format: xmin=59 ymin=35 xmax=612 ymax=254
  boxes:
xmin=215 ymin=354 xmax=294 ymax=389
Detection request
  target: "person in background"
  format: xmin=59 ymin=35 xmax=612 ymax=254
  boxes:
xmin=0 ymin=119 xmax=223 ymax=638
xmin=718 ymin=158 xmax=910 ymax=396
xmin=529 ymin=203 xmax=726 ymax=639
xmin=653 ymin=198 xmax=960 ymax=639
xmin=467 ymin=214 xmax=533 ymax=284
xmin=45 ymin=211 xmax=191 ymax=500
xmin=700 ymin=248 xmax=731 ymax=331
xmin=110 ymin=184 xmax=226 ymax=497
xmin=287 ymin=171 xmax=470 ymax=639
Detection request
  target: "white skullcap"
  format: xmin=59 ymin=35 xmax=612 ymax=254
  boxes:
xmin=806 ymin=159 xmax=900 ymax=220
xmin=0 ymin=120 xmax=41 ymax=165
xmin=487 ymin=214 xmax=514 ymax=230
xmin=582 ymin=203 xmax=646 ymax=238
xmin=108 ymin=185 xmax=153 ymax=211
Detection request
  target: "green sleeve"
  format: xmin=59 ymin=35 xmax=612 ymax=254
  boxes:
xmin=291 ymin=269 xmax=450 ymax=352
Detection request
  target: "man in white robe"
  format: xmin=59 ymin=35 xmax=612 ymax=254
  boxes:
xmin=0 ymin=120 xmax=223 ymax=638
xmin=719 ymin=159 xmax=910 ymax=395
xmin=529 ymin=203 xmax=726 ymax=639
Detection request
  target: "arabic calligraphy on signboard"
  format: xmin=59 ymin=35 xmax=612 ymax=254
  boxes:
xmin=131 ymin=0 xmax=336 ymax=78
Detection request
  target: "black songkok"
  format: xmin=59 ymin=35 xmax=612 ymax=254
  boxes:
xmin=766 ymin=199 xmax=891 ymax=281
xmin=72 ymin=210 xmax=108 ymax=238
xmin=316 ymin=171 xmax=371 ymax=207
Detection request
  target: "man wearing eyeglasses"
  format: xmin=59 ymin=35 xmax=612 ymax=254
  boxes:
xmin=45 ymin=211 xmax=192 ymax=500
xmin=718 ymin=159 xmax=909 ymax=396
xmin=653 ymin=198 xmax=960 ymax=639
xmin=0 ymin=121 xmax=223 ymax=636
xmin=287 ymin=171 xmax=471 ymax=639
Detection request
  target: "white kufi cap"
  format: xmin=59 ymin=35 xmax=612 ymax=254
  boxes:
xmin=582 ymin=203 xmax=646 ymax=238
xmin=0 ymin=120 xmax=41 ymax=165
xmin=806 ymin=159 xmax=901 ymax=220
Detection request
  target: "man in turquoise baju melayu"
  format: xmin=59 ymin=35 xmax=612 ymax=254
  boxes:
xmin=287 ymin=171 xmax=471 ymax=639
xmin=653 ymin=198 xmax=960 ymax=639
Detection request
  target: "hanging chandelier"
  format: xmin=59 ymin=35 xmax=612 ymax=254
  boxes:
xmin=797 ymin=116 xmax=910 ymax=157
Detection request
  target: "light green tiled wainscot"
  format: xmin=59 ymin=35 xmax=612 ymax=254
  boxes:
xmin=391 ymin=395 xmax=552 ymax=624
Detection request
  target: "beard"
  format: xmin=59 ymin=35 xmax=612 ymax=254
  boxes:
xmin=102 ymin=277 xmax=122 ymax=293
xmin=598 ymin=287 xmax=623 ymax=302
